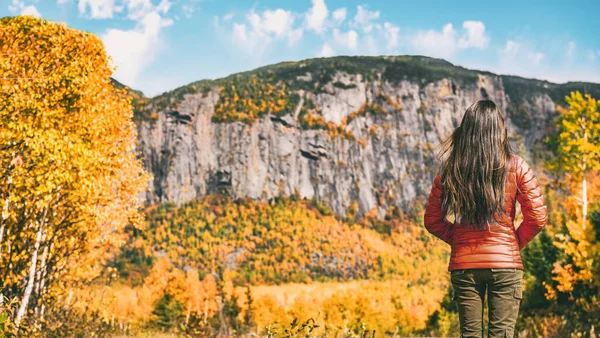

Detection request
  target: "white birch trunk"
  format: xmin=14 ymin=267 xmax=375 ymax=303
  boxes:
xmin=35 ymin=236 xmax=48 ymax=296
xmin=186 ymin=302 xmax=191 ymax=325
xmin=582 ymin=176 xmax=588 ymax=230
xmin=66 ymin=288 xmax=73 ymax=306
xmin=15 ymin=219 xmax=44 ymax=328
xmin=0 ymin=175 xmax=11 ymax=257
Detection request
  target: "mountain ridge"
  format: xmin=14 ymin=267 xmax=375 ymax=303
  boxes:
xmin=130 ymin=54 xmax=599 ymax=219
xmin=120 ymin=55 xmax=600 ymax=100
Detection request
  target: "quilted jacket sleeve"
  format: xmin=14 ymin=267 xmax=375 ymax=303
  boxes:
xmin=424 ymin=172 xmax=454 ymax=245
xmin=515 ymin=156 xmax=548 ymax=250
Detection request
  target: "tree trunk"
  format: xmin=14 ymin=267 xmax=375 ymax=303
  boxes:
xmin=1 ymin=174 xmax=13 ymax=257
xmin=15 ymin=218 xmax=44 ymax=328
xmin=34 ymin=237 xmax=48 ymax=317
xmin=0 ymin=224 xmax=4 ymax=257
xmin=35 ymin=239 xmax=48 ymax=296
xmin=582 ymin=176 xmax=588 ymax=230
xmin=186 ymin=301 xmax=191 ymax=325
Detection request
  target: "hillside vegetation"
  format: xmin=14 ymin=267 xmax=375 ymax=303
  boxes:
xmin=68 ymin=195 xmax=452 ymax=337
xmin=130 ymin=55 xmax=600 ymax=127
xmin=115 ymin=195 xmax=449 ymax=286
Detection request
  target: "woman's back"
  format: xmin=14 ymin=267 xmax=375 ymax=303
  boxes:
xmin=425 ymin=153 xmax=548 ymax=271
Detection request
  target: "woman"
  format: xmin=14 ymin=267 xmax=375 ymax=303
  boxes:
xmin=424 ymin=99 xmax=548 ymax=338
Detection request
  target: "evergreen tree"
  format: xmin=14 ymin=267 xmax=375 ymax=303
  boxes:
xmin=152 ymin=294 xmax=184 ymax=331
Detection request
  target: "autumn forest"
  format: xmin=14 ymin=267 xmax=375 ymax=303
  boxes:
xmin=1 ymin=16 xmax=600 ymax=338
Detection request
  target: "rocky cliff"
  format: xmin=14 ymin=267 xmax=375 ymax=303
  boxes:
xmin=132 ymin=55 xmax=600 ymax=219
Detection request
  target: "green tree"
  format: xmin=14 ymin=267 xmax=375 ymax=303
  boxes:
xmin=152 ymin=294 xmax=184 ymax=331
xmin=244 ymin=286 xmax=254 ymax=330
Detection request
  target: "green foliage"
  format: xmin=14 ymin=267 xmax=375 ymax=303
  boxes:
xmin=130 ymin=55 xmax=483 ymax=123
xmin=507 ymin=104 xmax=534 ymax=129
xmin=177 ymin=312 xmax=213 ymax=337
xmin=266 ymin=317 xmax=322 ymax=338
xmin=111 ymin=78 xmax=150 ymax=121
xmin=333 ymin=81 xmax=357 ymax=89
xmin=521 ymin=230 xmax=560 ymax=310
xmin=503 ymin=76 xmax=600 ymax=106
xmin=589 ymin=202 xmax=600 ymax=242
xmin=150 ymin=79 xmax=215 ymax=112
xmin=152 ymin=294 xmax=184 ymax=331
xmin=517 ymin=93 xmax=600 ymax=336
xmin=420 ymin=285 xmax=460 ymax=337
xmin=266 ymin=316 xmax=380 ymax=338
xmin=244 ymin=286 xmax=254 ymax=328
xmin=126 ymin=55 xmax=600 ymax=134
xmin=212 ymin=76 xmax=300 ymax=123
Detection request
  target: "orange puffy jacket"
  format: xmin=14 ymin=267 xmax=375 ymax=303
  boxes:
xmin=424 ymin=153 xmax=548 ymax=271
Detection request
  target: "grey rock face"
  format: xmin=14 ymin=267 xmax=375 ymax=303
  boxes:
xmin=136 ymin=72 xmax=556 ymax=219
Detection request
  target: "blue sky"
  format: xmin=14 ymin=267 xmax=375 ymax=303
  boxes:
xmin=3 ymin=0 xmax=600 ymax=97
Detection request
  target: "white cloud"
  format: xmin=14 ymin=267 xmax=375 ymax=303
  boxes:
xmin=501 ymin=40 xmax=519 ymax=57
xmin=495 ymin=38 xmax=549 ymax=78
xmin=458 ymin=21 xmax=489 ymax=49
xmin=20 ymin=5 xmax=41 ymax=17
xmin=383 ymin=22 xmax=399 ymax=51
xmin=491 ymin=37 xmax=600 ymax=84
xmin=318 ymin=43 xmax=335 ymax=57
xmin=124 ymin=0 xmax=169 ymax=19
xmin=156 ymin=0 xmax=170 ymax=14
xmin=413 ymin=23 xmax=457 ymax=58
xmin=365 ymin=34 xmax=378 ymax=55
xmin=332 ymin=8 xmax=346 ymax=24
xmin=222 ymin=13 xmax=233 ymax=22
xmin=228 ymin=8 xmax=303 ymax=55
xmin=413 ymin=21 xmax=491 ymax=58
xmin=8 ymin=0 xmax=42 ymax=17
xmin=8 ymin=0 xmax=20 ymax=13
xmin=251 ymin=9 xmax=295 ymax=38
xmin=124 ymin=0 xmax=153 ymax=20
xmin=77 ymin=0 xmax=170 ymax=20
xmin=57 ymin=0 xmax=70 ymax=4
xmin=305 ymin=0 xmax=328 ymax=34
xmin=352 ymin=5 xmax=380 ymax=33
xmin=287 ymin=28 xmax=303 ymax=47
xmin=529 ymin=52 xmax=545 ymax=66
xmin=78 ymin=0 xmax=116 ymax=19
xmin=102 ymin=9 xmax=173 ymax=87
xmin=232 ymin=22 xmax=250 ymax=43
xmin=182 ymin=4 xmax=194 ymax=18
xmin=333 ymin=28 xmax=358 ymax=51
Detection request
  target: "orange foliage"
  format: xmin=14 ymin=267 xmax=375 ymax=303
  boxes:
xmin=0 ymin=16 xmax=148 ymax=329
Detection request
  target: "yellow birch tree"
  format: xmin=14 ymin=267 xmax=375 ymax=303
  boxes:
xmin=0 ymin=16 xmax=148 ymax=333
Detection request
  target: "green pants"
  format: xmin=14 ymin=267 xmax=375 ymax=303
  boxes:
xmin=450 ymin=268 xmax=523 ymax=338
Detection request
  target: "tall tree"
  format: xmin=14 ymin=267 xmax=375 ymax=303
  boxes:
xmin=551 ymin=91 xmax=600 ymax=228
xmin=0 ymin=16 xmax=147 ymax=330
xmin=542 ymin=92 xmax=600 ymax=334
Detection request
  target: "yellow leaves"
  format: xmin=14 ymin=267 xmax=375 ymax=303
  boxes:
xmin=552 ymin=262 xmax=576 ymax=293
xmin=368 ymin=125 xmax=378 ymax=136
xmin=213 ymin=75 xmax=294 ymax=123
xmin=0 ymin=15 xmax=148 ymax=322
xmin=553 ymin=91 xmax=600 ymax=178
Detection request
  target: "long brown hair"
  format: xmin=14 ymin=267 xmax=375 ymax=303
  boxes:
xmin=438 ymin=99 xmax=513 ymax=229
